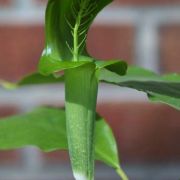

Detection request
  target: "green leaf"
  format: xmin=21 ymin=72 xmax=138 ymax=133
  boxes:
xmin=19 ymin=73 xmax=64 ymax=86
xmin=95 ymin=114 xmax=128 ymax=180
xmin=0 ymin=107 xmax=127 ymax=179
xmin=148 ymin=93 xmax=180 ymax=110
xmin=95 ymin=60 xmax=128 ymax=76
xmin=0 ymin=107 xmax=67 ymax=151
xmin=65 ymin=62 xmax=98 ymax=179
xmin=99 ymin=66 xmax=180 ymax=110
xmin=39 ymin=55 xmax=92 ymax=75
xmin=39 ymin=0 xmax=112 ymax=69
xmin=0 ymin=80 xmax=17 ymax=89
xmin=0 ymin=73 xmax=64 ymax=89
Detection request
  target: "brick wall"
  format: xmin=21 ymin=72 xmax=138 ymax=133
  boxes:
xmin=113 ymin=0 xmax=180 ymax=5
xmin=0 ymin=0 xmax=180 ymax=172
xmin=0 ymin=0 xmax=11 ymax=6
xmin=160 ymin=25 xmax=180 ymax=72
xmin=97 ymin=103 xmax=180 ymax=163
xmin=0 ymin=24 xmax=179 ymax=80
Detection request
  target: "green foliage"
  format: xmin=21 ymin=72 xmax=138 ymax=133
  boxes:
xmin=99 ymin=66 xmax=180 ymax=109
xmin=0 ymin=107 xmax=67 ymax=151
xmin=39 ymin=0 xmax=112 ymax=72
xmin=18 ymin=73 xmax=64 ymax=86
xmin=0 ymin=0 xmax=179 ymax=180
xmin=95 ymin=60 xmax=127 ymax=76
xmin=0 ymin=107 xmax=127 ymax=179
xmin=0 ymin=73 xmax=63 ymax=89
xmin=65 ymin=63 xmax=98 ymax=179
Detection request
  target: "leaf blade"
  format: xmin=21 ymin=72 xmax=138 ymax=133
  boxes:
xmin=0 ymin=107 xmax=67 ymax=151
xmin=99 ymin=66 xmax=180 ymax=109
xmin=0 ymin=107 xmax=127 ymax=178
xmin=95 ymin=60 xmax=127 ymax=76
xmin=0 ymin=73 xmax=64 ymax=89
xmin=95 ymin=115 xmax=128 ymax=179
xmin=39 ymin=55 xmax=92 ymax=75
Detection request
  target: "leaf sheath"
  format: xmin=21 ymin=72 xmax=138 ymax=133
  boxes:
xmin=65 ymin=63 xmax=98 ymax=180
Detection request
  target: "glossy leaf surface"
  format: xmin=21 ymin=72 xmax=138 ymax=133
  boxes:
xmin=0 ymin=107 xmax=67 ymax=151
xmin=95 ymin=115 xmax=128 ymax=180
xmin=0 ymin=107 xmax=126 ymax=178
xmin=95 ymin=60 xmax=127 ymax=76
xmin=99 ymin=66 xmax=180 ymax=109
xmin=39 ymin=56 xmax=92 ymax=75
xmin=39 ymin=0 xmax=112 ymax=73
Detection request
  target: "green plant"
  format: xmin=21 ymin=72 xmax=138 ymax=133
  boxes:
xmin=0 ymin=0 xmax=180 ymax=180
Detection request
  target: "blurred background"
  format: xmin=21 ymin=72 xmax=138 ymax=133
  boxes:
xmin=0 ymin=0 xmax=180 ymax=179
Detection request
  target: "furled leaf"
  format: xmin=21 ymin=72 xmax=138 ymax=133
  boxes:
xmin=99 ymin=66 xmax=180 ymax=110
xmin=39 ymin=0 xmax=112 ymax=74
xmin=65 ymin=63 xmax=98 ymax=179
xmin=0 ymin=107 xmax=127 ymax=178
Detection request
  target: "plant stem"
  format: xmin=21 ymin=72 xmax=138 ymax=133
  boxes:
xmin=65 ymin=63 xmax=98 ymax=180
xmin=116 ymin=167 xmax=129 ymax=180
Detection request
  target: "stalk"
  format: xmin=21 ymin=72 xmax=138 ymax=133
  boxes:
xmin=65 ymin=63 xmax=98 ymax=180
xmin=116 ymin=168 xmax=129 ymax=180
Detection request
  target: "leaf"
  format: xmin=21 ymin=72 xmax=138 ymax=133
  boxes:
xmin=95 ymin=114 xmax=128 ymax=180
xmin=95 ymin=60 xmax=127 ymax=76
xmin=65 ymin=62 xmax=98 ymax=179
xmin=0 ymin=107 xmax=67 ymax=151
xmin=0 ymin=80 xmax=17 ymax=89
xmin=0 ymin=73 xmax=64 ymax=89
xmin=0 ymin=107 xmax=127 ymax=179
xmin=148 ymin=93 xmax=180 ymax=110
xmin=99 ymin=66 xmax=180 ymax=110
xmin=39 ymin=0 xmax=112 ymax=73
xmin=39 ymin=55 xmax=92 ymax=75
xmin=19 ymin=73 xmax=64 ymax=86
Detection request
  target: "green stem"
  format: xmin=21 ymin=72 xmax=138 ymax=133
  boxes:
xmin=65 ymin=63 xmax=98 ymax=180
xmin=116 ymin=167 xmax=129 ymax=180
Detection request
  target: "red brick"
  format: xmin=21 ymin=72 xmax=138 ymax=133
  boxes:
xmin=160 ymin=25 xmax=180 ymax=73
xmin=97 ymin=102 xmax=180 ymax=163
xmin=87 ymin=26 xmax=133 ymax=64
xmin=0 ymin=0 xmax=11 ymax=6
xmin=0 ymin=25 xmax=134 ymax=81
xmin=0 ymin=150 xmax=18 ymax=165
xmin=0 ymin=106 xmax=17 ymax=118
xmin=0 ymin=26 xmax=44 ymax=81
xmin=34 ymin=0 xmax=177 ymax=6
xmin=34 ymin=0 xmax=48 ymax=5
xmin=33 ymin=0 xmax=180 ymax=6
xmin=44 ymin=151 xmax=70 ymax=163
xmin=113 ymin=0 xmax=180 ymax=6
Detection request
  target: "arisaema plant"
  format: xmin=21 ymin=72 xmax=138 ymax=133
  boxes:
xmin=0 ymin=0 xmax=180 ymax=180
